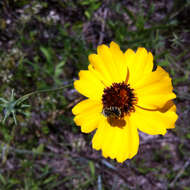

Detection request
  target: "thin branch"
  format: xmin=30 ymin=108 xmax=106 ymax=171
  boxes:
xmin=16 ymin=83 xmax=73 ymax=105
xmin=98 ymin=8 xmax=108 ymax=45
xmin=169 ymin=158 xmax=190 ymax=188
xmin=140 ymin=136 xmax=180 ymax=146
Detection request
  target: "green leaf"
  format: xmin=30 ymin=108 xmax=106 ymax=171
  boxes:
xmin=43 ymin=175 xmax=56 ymax=184
xmin=33 ymin=144 xmax=44 ymax=154
xmin=186 ymin=133 xmax=190 ymax=139
xmin=0 ymin=174 xmax=6 ymax=185
xmin=84 ymin=10 xmax=91 ymax=19
xmin=89 ymin=161 xmax=95 ymax=179
xmin=55 ymin=61 xmax=65 ymax=77
xmin=40 ymin=47 xmax=52 ymax=63
xmin=0 ymin=98 xmax=8 ymax=104
xmin=123 ymin=7 xmax=136 ymax=23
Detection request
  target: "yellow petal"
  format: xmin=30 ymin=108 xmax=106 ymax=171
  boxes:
xmin=88 ymin=54 xmax=113 ymax=86
xmin=158 ymin=100 xmax=178 ymax=129
xmin=92 ymin=117 xmax=139 ymax=163
xmin=73 ymin=100 xmax=103 ymax=133
xmin=124 ymin=48 xmax=136 ymax=81
xmin=125 ymin=47 xmax=154 ymax=86
xmin=97 ymin=44 xmax=123 ymax=83
xmin=109 ymin=41 xmax=127 ymax=82
xmin=92 ymin=117 xmax=107 ymax=151
xmin=72 ymin=99 xmax=100 ymax=115
xmin=88 ymin=64 xmax=111 ymax=87
xmin=88 ymin=42 xmax=128 ymax=86
xmin=135 ymin=66 xmax=176 ymax=109
xmin=130 ymin=105 xmax=178 ymax=135
xmin=74 ymin=70 xmax=105 ymax=100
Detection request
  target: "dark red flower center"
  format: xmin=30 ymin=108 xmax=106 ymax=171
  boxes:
xmin=102 ymin=82 xmax=137 ymax=119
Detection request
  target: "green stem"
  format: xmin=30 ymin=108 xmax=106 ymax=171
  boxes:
xmin=15 ymin=83 xmax=73 ymax=105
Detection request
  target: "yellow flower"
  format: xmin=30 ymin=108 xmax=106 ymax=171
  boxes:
xmin=72 ymin=41 xmax=178 ymax=163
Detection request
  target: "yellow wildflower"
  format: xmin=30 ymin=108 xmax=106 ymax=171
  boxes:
xmin=72 ymin=41 xmax=178 ymax=163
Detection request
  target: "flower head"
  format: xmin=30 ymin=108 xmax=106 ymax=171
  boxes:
xmin=72 ymin=42 xmax=178 ymax=163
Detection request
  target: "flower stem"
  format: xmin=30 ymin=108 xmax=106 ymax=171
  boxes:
xmin=16 ymin=83 xmax=73 ymax=105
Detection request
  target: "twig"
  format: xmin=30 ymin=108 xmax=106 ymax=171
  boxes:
xmin=140 ymin=136 xmax=180 ymax=146
xmin=169 ymin=158 xmax=190 ymax=188
xmin=98 ymin=8 xmax=108 ymax=45
xmin=16 ymin=83 xmax=73 ymax=105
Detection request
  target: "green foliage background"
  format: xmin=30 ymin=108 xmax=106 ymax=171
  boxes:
xmin=0 ymin=0 xmax=190 ymax=189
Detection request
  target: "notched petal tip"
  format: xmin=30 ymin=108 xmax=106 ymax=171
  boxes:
xmin=73 ymin=116 xmax=81 ymax=126
xmin=147 ymin=52 xmax=154 ymax=71
xmin=81 ymin=125 xmax=93 ymax=133
xmin=116 ymin=158 xmax=125 ymax=163
xmin=78 ymin=70 xmax=87 ymax=79
xmin=115 ymin=148 xmax=139 ymax=163
xmin=109 ymin=41 xmax=120 ymax=49
xmin=136 ymin=47 xmax=148 ymax=54
xmin=167 ymin=112 xmax=178 ymax=129
xmin=72 ymin=107 xmax=76 ymax=115
xmin=73 ymin=79 xmax=79 ymax=89
xmin=161 ymin=129 xmax=167 ymax=136
xmin=97 ymin=44 xmax=109 ymax=54
xmin=88 ymin=53 xmax=97 ymax=64
xmin=148 ymin=51 xmax=153 ymax=60
xmin=73 ymin=80 xmax=85 ymax=96
xmin=124 ymin=48 xmax=135 ymax=56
